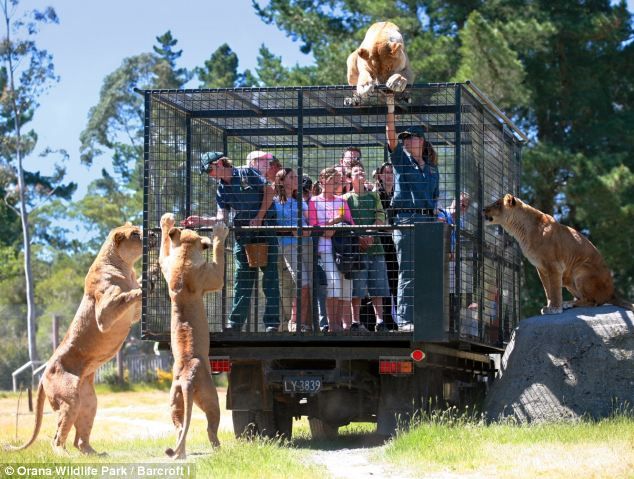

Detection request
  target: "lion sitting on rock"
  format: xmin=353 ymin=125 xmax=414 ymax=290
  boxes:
xmin=159 ymin=213 xmax=228 ymax=460
xmin=483 ymin=194 xmax=634 ymax=314
xmin=8 ymin=223 xmax=143 ymax=455
xmin=347 ymin=21 xmax=414 ymax=101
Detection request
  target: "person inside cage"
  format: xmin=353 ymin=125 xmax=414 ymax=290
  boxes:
xmin=246 ymin=150 xmax=292 ymax=330
xmin=302 ymin=174 xmax=329 ymax=331
xmin=372 ymin=162 xmax=399 ymax=330
xmin=273 ymin=168 xmax=313 ymax=333
xmin=181 ymin=151 xmax=280 ymax=333
xmin=343 ymin=164 xmax=391 ymax=332
xmin=246 ymin=150 xmax=282 ymax=183
xmin=385 ymin=93 xmax=440 ymax=333
xmin=308 ymin=167 xmax=355 ymax=333
xmin=437 ymin=192 xmax=478 ymax=321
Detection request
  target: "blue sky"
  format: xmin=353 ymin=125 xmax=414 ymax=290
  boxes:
xmin=22 ymin=0 xmax=634 ymax=203
xmin=27 ymin=0 xmax=314 ymax=198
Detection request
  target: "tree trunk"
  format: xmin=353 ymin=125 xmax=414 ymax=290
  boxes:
xmin=52 ymin=314 xmax=60 ymax=350
xmin=3 ymin=3 xmax=38 ymax=363
xmin=116 ymin=350 xmax=125 ymax=385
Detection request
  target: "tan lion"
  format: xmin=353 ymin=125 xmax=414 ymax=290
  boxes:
xmin=347 ymin=21 xmax=414 ymax=100
xmin=483 ymin=194 xmax=634 ymax=314
xmin=8 ymin=223 xmax=143 ymax=455
xmin=159 ymin=213 xmax=228 ymax=460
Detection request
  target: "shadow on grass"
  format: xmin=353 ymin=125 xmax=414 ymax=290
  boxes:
xmin=291 ymin=430 xmax=389 ymax=451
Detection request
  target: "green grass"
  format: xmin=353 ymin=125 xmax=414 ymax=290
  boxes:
xmin=3 ymin=430 xmax=324 ymax=479
xmin=383 ymin=411 xmax=634 ymax=479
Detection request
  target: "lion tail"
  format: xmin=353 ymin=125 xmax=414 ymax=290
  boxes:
xmin=6 ymin=381 xmax=46 ymax=451
xmin=610 ymin=296 xmax=634 ymax=311
xmin=165 ymin=381 xmax=194 ymax=459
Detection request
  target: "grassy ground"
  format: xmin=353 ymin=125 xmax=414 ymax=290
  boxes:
xmin=1 ymin=387 xmax=633 ymax=478
xmin=382 ymin=411 xmax=634 ymax=479
xmin=0 ymin=386 xmax=324 ymax=479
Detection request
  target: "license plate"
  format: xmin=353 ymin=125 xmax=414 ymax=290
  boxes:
xmin=283 ymin=376 xmax=322 ymax=394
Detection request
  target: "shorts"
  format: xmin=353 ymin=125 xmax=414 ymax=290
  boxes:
xmin=320 ymin=253 xmax=352 ymax=300
xmin=351 ymin=255 xmax=390 ymax=298
xmin=279 ymin=242 xmax=313 ymax=287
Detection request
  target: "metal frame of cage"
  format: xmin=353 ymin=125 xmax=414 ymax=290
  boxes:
xmin=140 ymin=82 xmax=525 ymax=351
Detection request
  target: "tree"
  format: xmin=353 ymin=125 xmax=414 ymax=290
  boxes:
xmin=196 ymin=43 xmax=258 ymax=88
xmin=253 ymin=0 xmax=634 ymax=315
xmin=153 ymin=30 xmax=191 ymax=88
xmin=76 ymin=44 xmax=188 ymax=239
xmin=0 ymin=1 xmax=76 ymax=363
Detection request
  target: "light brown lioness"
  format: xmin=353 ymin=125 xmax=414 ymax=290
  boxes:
xmin=8 ymin=223 xmax=143 ymax=455
xmin=347 ymin=21 xmax=414 ymax=100
xmin=159 ymin=213 xmax=228 ymax=459
xmin=483 ymin=194 xmax=634 ymax=314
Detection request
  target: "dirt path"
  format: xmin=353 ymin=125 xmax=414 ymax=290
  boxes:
xmin=309 ymin=447 xmax=414 ymax=479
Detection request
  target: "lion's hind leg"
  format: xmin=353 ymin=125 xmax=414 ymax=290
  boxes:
xmin=569 ymin=266 xmax=612 ymax=308
xmin=49 ymin=377 xmax=81 ymax=455
xmin=193 ymin=368 xmax=221 ymax=448
xmin=73 ymin=374 xmax=99 ymax=455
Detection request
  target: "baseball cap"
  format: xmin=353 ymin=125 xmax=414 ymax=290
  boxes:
xmin=246 ymin=150 xmax=277 ymax=163
xmin=397 ymin=125 xmax=426 ymax=140
xmin=200 ymin=151 xmax=225 ymax=174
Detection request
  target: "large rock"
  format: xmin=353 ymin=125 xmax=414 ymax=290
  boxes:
xmin=485 ymin=305 xmax=634 ymax=423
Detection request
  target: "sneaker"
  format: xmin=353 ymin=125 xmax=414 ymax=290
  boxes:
xmin=397 ymin=323 xmax=414 ymax=332
xmin=223 ymin=324 xmax=239 ymax=333
xmin=375 ymin=322 xmax=388 ymax=332
xmin=349 ymin=323 xmax=369 ymax=332
xmin=265 ymin=326 xmax=279 ymax=333
xmin=320 ymin=325 xmax=329 ymax=333
xmin=288 ymin=322 xmax=309 ymax=333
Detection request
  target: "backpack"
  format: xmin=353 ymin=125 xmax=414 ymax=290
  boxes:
xmin=331 ymin=224 xmax=365 ymax=279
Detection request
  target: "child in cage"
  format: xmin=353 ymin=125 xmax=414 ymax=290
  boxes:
xmin=343 ymin=164 xmax=391 ymax=332
xmin=273 ymin=168 xmax=313 ymax=332
xmin=308 ymin=167 xmax=355 ymax=332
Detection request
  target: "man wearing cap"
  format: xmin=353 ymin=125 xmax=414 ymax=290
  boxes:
xmin=246 ymin=150 xmax=282 ymax=183
xmin=182 ymin=152 xmax=280 ymax=333
xmin=385 ymin=93 xmax=440 ymax=332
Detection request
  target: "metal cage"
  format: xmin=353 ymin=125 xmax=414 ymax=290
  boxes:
xmin=141 ymin=83 xmax=524 ymax=351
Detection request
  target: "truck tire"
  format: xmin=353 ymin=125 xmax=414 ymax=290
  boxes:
xmin=233 ymin=404 xmax=293 ymax=440
xmin=273 ymin=401 xmax=293 ymax=440
xmin=232 ymin=410 xmax=257 ymax=439
xmin=308 ymin=417 xmax=338 ymax=440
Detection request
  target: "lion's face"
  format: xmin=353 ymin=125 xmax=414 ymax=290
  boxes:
xmin=112 ymin=223 xmax=143 ymax=263
xmin=169 ymin=228 xmax=211 ymax=267
xmin=359 ymin=41 xmax=405 ymax=83
xmin=483 ymin=194 xmax=517 ymax=225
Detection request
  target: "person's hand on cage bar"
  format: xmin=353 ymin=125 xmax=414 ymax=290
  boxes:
xmin=180 ymin=215 xmax=216 ymax=228
xmin=249 ymin=216 xmax=265 ymax=227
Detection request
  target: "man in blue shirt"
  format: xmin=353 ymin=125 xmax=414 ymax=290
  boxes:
xmin=385 ymin=93 xmax=440 ymax=332
xmin=182 ymin=152 xmax=280 ymax=332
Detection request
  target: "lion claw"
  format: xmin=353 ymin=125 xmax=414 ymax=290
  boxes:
xmin=386 ymin=74 xmax=407 ymax=93
xmin=160 ymin=213 xmax=175 ymax=230
xmin=356 ymin=82 xmax=374 ymax=99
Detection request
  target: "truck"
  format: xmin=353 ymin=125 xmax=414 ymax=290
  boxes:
xmin=140 ymin=82 xmax=526 ymax=439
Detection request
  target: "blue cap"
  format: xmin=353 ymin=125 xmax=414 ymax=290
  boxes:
xmin=200 ymin=151 xmax=225 ymax=174
xmin=397 ymin=125 xmax=426 ymax=140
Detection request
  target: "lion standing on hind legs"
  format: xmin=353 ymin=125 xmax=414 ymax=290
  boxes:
xmin=159 ymin=213 xmax=228 ymax=460
xmin=6 ymin=223 xmax=143 ymax=455
xmin=483 ymin=194 xmax=634 ymax=314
